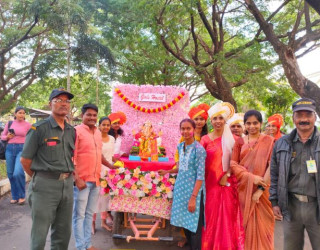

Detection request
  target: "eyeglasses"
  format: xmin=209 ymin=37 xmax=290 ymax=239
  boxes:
xmin=52 ymin=99 xmax=72 ymax=104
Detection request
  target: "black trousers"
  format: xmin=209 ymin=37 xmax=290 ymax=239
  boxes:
xmin=183 ymin=192 xmax=204 ymax=250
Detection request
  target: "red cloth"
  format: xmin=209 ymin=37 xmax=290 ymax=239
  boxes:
xmin=200 ymin=135 xmax=244 ymax=250
xmin=120 ymin=157 xmax=175 ymax=171
xmin=188 ymin=103 xmax=210 ymax=120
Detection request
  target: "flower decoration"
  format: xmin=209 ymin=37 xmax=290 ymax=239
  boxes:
xmin=111 ymin=84 xmax=190 ymax=158
xmin=114 ymin=88 xmax=185 ymax=113
xmin=101 ymin=167 xmax=176 ymax=200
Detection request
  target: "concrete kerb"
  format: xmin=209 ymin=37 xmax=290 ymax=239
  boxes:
xmin=0 ymin=174 xmax=31 ymax=197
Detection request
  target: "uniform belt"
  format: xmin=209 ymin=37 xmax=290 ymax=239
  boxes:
xmin=36 ymin=171 xmax=71 ymax=180
xmin=291 ymin=193 xmax=317 ymax=203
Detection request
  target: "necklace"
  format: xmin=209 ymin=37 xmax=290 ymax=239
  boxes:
xmin=247 ymin=133 xmax=260 ymax=151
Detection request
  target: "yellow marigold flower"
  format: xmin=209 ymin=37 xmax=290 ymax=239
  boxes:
xmin=100 ymin=180 xmax=107 ymax=188
xmin=169 ymin=178 xmax=176 ymax=184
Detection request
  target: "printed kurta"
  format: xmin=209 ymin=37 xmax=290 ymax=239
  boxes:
xmin=170 ymin=141 xmax=206 ymax=233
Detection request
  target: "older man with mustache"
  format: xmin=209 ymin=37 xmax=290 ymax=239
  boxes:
xmin=270 ymin=98 xmax=320 ymax=250
xmin=21 ymin=88 xmax=76 ymax=250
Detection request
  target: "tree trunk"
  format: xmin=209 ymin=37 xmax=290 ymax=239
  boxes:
xmin=245 ymin=0 xmax=320 ymax=116
xmin=278 ymin=46 xmax=320 ymax=115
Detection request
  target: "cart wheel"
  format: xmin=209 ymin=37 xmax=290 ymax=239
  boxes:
xmin=112 ymin=212 xmax=124 ymax=245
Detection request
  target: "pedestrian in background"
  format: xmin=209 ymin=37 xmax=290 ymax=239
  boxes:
xmin=1 ymin=106 xmax=31 ymax=205
xmin=20 ymin=88 xmax=75 ymax=250
xmin=270 ymin=98 xmax=320 ymax=250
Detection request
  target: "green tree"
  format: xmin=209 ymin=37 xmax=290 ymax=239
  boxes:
xmin=244 ymin=0 xmax=320 ymax=115
xmin=18 ymin=74 xmax=112 ymax=120
xmin=0 ymin=0 xmax=114 ymax=114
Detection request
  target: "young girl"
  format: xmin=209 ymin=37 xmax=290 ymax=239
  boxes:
xmin=92 ymin=117 xmax=115 ymax=233
xmin=169 ymin=119 xmax=206 ymax=250
xmin=108 ymin=112 xmax=128 ymax=161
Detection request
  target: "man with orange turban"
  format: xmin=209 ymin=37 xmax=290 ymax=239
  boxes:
xmin=267 ymin=114 xmax=284 ymax=140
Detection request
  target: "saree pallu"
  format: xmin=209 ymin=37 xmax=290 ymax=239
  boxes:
xmin=201 ymin=135 xmax=244 ymax=250
xmin=231 ymin=134 xmax=275 ymax=250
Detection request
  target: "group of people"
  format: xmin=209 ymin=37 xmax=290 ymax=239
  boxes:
xmin=2 ymin=88 xmax=128 ymax=250
xmin=167 ymin=98 xmax=320 ymax=250
xmin=1 ymin=87 xmax=319 ymax=250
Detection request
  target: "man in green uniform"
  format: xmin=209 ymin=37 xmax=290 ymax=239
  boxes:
xmin=21 ymin=88 xmax=75 ymax=250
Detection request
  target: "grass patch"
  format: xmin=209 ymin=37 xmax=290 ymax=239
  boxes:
xmin=0 ymin=160 xmax=7 ymax=180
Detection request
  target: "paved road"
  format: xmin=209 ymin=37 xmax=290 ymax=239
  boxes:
xmin=0 ymin=191 xmax=312 ymax=250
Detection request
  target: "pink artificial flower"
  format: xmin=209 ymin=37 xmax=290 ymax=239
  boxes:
xmin=132 ymin=177 xmax=139 ymax=182
xmin=131 ymin=190 xmax=137 ymax=196
xmin=119 ymin=189 xmax=124 ymax=195
xmin=165 ymin=181 xmax=172 ymax=187
xmin=124 ymin=182 xmax=132 ymax=189
xmin=109 ymin=169 xmax=116 ymax=176
xmin=150 ymin=188 xmax=157 ymax=196
xmin=129 ymin=179 xmax=136 ymax=185
xmin=144 ymin=173 xmax=152 ymax=182
xmin=125 ymin=169 xmax=131 ymax=175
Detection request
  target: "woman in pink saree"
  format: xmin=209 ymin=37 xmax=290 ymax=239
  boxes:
xmin=201 ymin=102 xmax=244 ymax=250
xmin=231 ymin=110 xmax=275 ymax=250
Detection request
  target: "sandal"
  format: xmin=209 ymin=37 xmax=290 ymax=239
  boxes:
xmin=10 ymin=200 xmax=18 ymax=204
xmin=18 ymin=198 xmax=25 ymax=205
xmin=178 ymin=238 xmax=187 ymax=248
xmin=106 ymin=215 xmax=113 ymax=226
xmin=101 ymin=221 xmax=112 ymax=232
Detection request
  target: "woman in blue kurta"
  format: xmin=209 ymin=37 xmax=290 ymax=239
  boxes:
xmin=170 ymin=118 xmax=206 ymax=250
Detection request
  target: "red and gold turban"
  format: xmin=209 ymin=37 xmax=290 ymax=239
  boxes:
xmin=267 ymin=114 xmax=283 ymax=139
xmin=188 ymin=103 xmax=210 ymax=120
xmin=108 ymin=111 xmax=127 ymax=125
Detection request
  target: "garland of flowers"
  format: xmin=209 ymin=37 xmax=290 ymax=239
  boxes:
xmin=114 ymin=88 xmax=185 ymax=113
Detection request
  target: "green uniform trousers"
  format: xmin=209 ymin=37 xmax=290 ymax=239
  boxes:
xmin=284 ymin=196 xmax=320 ymax=250
xmin=28 ymin=173 xmax=73 ymax=250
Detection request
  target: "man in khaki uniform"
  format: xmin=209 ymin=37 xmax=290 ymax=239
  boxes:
xmin=21 ymin=88 xmax=75 ymax=250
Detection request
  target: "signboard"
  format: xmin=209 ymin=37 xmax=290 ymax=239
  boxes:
xmin=138 ymin=93 xmax=166 ymax=103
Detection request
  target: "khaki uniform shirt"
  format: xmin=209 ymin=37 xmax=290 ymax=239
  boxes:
xmin=21 ymin=116 xmax=75 ymax=173
xmin=288 ymin=129 xmax=317 ymax=197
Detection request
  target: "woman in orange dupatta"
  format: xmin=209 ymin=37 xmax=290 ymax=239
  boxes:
xmin=231 ymin=110 xmax=275 ymax=250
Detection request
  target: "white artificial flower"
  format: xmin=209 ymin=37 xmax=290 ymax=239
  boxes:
xmin=125 ymin=174 xmax=131 ymax=180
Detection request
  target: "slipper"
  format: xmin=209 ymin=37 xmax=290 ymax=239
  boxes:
xmin=101 ymin=223 xmax=112 ymax=232
xmin=106 ymin=216 xmax=113 ymax=226
xmin=18 ymin=198 xmax=25 ymax=205
xmin=10 ymin=200 xmax=18 ymax=204
xmin=177 ymin=238 xmax=187 ymax=248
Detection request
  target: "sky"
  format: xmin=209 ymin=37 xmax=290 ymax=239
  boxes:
xmin=298 ymin=48 xmax=320 ymax=84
